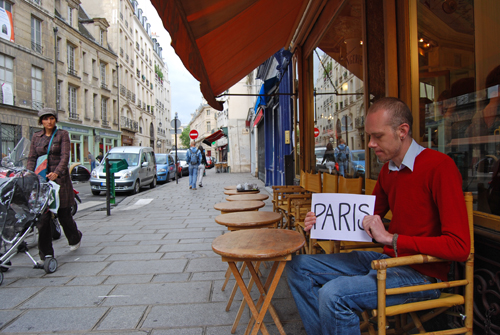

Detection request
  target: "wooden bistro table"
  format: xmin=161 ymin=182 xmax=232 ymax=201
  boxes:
xmin=226 ymin=194 xmax=269 ymax=202
xmin=224 ymin=185 xmax=237 ymax=190
xmin=212 ymin=229 xmax=305 ymax=335
xmin=224 ymin=189 xmax=260 ymax=195
xmin=213 ymin=200 xmax=265 ymax=214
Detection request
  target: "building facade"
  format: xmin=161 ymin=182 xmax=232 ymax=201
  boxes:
xmin=188 ymin=103 xmax=216 ymax=157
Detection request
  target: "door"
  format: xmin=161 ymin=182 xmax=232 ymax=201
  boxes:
xmin=257 ymin=121 xmax=265 ymax=182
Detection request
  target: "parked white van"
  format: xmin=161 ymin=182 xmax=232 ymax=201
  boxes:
xmin=89 ymin=146 xmax=157 ymax=195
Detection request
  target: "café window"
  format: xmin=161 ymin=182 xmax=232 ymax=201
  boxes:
xmin=417 ymin=0 xmax=500 ymax=216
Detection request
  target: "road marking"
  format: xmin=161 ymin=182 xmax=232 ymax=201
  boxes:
xmin=119 ymin=198 xmax=153 ymax=210
xmin=98 ymin=295 xmax=130 ymax=298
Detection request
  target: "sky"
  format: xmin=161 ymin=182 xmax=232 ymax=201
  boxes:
xmin=139 ymin=1 xmax=202 ymax=125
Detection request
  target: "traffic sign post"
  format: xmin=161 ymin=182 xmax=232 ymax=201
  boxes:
xmin=189 ymin=129 xmax=199 ymax=140
xmin=314 ymin=127 xmax=320 ymax=137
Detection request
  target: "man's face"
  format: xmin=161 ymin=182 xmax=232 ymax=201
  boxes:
xmin=365 ymin=109 xmax=403 ymax=163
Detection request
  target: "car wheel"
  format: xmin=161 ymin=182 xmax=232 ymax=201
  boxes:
xmin=132 ymin=180 xmax=140 ymax=194
xmin=92 ymin=190 xmax=100 ymax=196
xmin=150 ymin=177 xmax=157 ymax=189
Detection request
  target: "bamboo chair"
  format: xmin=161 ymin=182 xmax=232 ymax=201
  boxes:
xmin=272 ymin=170 xmax=309 ymax=228
xmin=363 ymin=192 xmax=474 ymax=335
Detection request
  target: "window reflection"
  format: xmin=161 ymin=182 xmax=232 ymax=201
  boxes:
xmin=419 ymin=0 xmax=500 ymax=215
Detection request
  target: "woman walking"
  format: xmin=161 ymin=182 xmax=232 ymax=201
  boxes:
xmin=27 ymin=108 xmax=82 ymax=264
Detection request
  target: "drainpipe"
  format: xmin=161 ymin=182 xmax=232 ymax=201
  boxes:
xmin=53 ymin=27 xmax=58 ymax=110
xmin=116 ymin=62 xmax=120 ymax=135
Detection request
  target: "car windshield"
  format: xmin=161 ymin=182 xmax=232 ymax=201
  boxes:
xmin=155 ymin=154 xmax=168 ymax=164
xmin=176 ymin=151 xmax=187 ymax=161
xmin=106 ymin=153 xmax=139 ymax=166
xmin=315 ymin=148 xmax=326 ymax=160
xmin=351 ymin=151 xmax=365 ymax=162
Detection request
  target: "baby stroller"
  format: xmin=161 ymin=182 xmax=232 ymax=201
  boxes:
xmin=0 ymin=138 xmax=57 ymax=285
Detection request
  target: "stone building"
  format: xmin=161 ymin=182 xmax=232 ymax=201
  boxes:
xmin=0 ymin=0 xmax=120 ymax=169
xmin=188 ymin=103 xmax=217 ymax=158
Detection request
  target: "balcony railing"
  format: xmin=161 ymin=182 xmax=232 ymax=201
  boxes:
xmin=136 ymin=42 xmax=139 ymax=50
xmin=120 ymin=47 xmax=123 ymax=57
xmin=32 ymin=100 xmax=44 ymax=110
xmin=125 ymin=20 xmax=128 ymax=28
xmin=126 ymin=54 xmax=129 ymax=63
xmin=138 ymin=99 xmax=142 ymax=107
xmin=69 ymin=112 xmax=79 ymax=120
xmin=31 ymin=41 xmax=42 ymax=54
xmin=355 ymin=116 xmax=365 ymax=129
xmin=143 ymin=102 xmax=146 ymax=110
xmin=101 ymin=82 xmax=108 ymax=90
xmin=145 ymin=55 xmax=148 ymax=61
xmin=131 ymin=93 xmax=136 ymax=103
xmin=146 ymin=79 xmax=149 ymax=86
xmin=102 ymin=119 xmax=109 ymax=127
xmin=127 ymin=89 xmax=132 ymax=100
xmin=157 ymin=128 xmax=165 ymax=136
xmin=141 ymin=49 xmax=144 ymax=56
xmin=120 ymin=84 xmax=126 ymax=96
xmin=147 ymin=105 xmax=150 ymax=112
xmin=67 ymin=68 xmax=78 ymax=77
xmin=120 ymin=12 xmax=123 ymax=20
xmin=131 ymin=60 xmax=134 ymax=67
xmin=120 ymin=116 xmax=138 ymax=132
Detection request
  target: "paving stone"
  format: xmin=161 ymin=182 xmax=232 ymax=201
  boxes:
xmin=151 ymin=328 xmax=203 ymax=335
xmin=107 ymin=252 xmax=163 ymax=261
xmin=4 ymin=276 xmax=71 ymax=288
xmin=2 ymin=307 xmax=107 ymax=333
xmin=0 ymin=287 xmax=41 ymax=309
xmin=185 ymin=257 xmax=228 ymax=272
xmin=66 ymin=275 xmax=108 ymax=286
xmin=164 ymin=231 xmax=222 ymax=240
xmin=0 ymin=310 xmax=22 ymax=328
xmin=20 ymin=285 xmax=115 ymax=308
xmin=158 ymin=243 xmax=212 ymax=253
xmin=51 ymin=260 xmax=110 ymax=277
xmin=97 ymin=306 xmax=147 ymax=330
xmin=100 ymin=259 xmax=187 ymax=276
xmin=101 ymin=282 xmax=211 ymax=306
xmin=151 ymin=273 xmax=191 ymax=283
xmin=98 ymin=245 xmax=160 ymax=254
xmin=103 ymin=274 xmax=154 ymax=285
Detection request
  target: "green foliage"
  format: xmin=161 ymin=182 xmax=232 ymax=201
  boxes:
xmin=323 ymin=62 xmax=332 ymax=77
xmin=180 ymin=126 xmax=191 ymax=148
xmin=154 ymin=64 xmax=164 ymax=80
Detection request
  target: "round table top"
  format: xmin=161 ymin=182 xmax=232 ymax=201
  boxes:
xmin=224 ymin=189 xmax=260 ymax=195
xmin=215 ymin=211 xmax=282 ymax=228
xmin=226 ymin=194 xmax=269 ymax=201
xmin=224 ymin=185 xmax=237 ymax=190
xmin=214 ymin=200 xmax=265 ymax=213
xmin=212 ymin=229 xmax=305 ymax=259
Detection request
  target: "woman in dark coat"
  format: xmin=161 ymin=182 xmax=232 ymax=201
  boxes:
xmin=26 ymin=108 xmax=82 ymax=263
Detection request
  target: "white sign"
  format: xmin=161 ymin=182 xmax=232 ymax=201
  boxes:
xmin=310 ymin=193 xmax=375 ymax=242
xmin=0 ymin=8 xmax=14 ymax=42
xmin=2 ymin=83 xmax=13 ymax=105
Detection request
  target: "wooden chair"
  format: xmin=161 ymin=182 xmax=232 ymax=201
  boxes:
xmin=365 ymin=178 xmax=392 ymax=221
xmin=272 ymin=171 xmax=309 ymax=228
xmin=338 ymin=176 xmax=363 ymax=194
xmin=364 ymin=192 xmax=474 ymax=335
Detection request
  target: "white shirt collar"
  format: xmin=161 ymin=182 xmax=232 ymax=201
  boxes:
xmin=388 ymin=139 xmax=425 ymax=172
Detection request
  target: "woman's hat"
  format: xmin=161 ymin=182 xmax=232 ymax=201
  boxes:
xmin=38 ymin=108 xmax=58 ymax=119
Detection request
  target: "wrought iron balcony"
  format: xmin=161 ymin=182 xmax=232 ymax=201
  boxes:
xmin=32 ymin=100 xmax=44 ymax=110
xmin=31 ymin=42 xmax=42 ymax=54
xmin=101 ymin=82 xmax=108 ymax=90
xmin=120 ymin=85 xmax=126 ymax=96
xmin=67 ymin=68 xmax=78 ymax=77
xmin=355 ymin=116 xmax=365 ymax=129
xmin=121 ymin=116 xmax=138 ymax=132
xmin=102 ymin=119 xmax=109 ymax=127
xmin=136 ymin=42 xmax=139 ymax=50
xmin=120 ymin=48 xmax=123 ymax=57
xmin=131 ymin=93 xmax=136 ymax=103
xmin=127 ymin=89 xmax=132 ymax=100
xmin=138 ymin=99 xmax=142 ymax=107
xmin=120 ymin=12 xmax=123 ymax=20
xmin=69 ymin=112 xmax=79 ymax=120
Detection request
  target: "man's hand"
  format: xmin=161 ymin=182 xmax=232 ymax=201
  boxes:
xmin=362 ymin=215 xmax=392 ymax=245
xmin=304 ymin=211 xmax=316 ymax=232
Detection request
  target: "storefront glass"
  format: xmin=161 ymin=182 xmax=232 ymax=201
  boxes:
xmin=418 ymin=0 xmax=500 ymax=216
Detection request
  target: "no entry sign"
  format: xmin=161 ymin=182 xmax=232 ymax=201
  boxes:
xmin=189 ymin=129 xmax=199 ymax=140
xmin=314 ymin=128 xmax=320 ymax=137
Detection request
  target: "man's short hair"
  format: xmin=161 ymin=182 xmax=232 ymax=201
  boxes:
xmin=190 ymin=140 xmax=195 ymax=146
xmin=368 ymin=97 xmax=413 ymax=136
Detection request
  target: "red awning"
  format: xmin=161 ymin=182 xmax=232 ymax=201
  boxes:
xmin=203 ymin=129 xmax=226 ymax=145
xmin=151 ymin=0 xmax=307 ymax=110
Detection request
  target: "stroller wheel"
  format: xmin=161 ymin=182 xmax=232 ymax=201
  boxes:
xmin=43 ymin=257 xmax=57 ymax=274
xmin=0 ymin=271 xmax=3 ymax=286
xmin=0 ymin=261 xmax=11 ymax=272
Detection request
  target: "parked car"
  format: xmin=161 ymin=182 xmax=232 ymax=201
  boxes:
xmin=173 ymin=149 xmax=189 ymax=176
xmin=349 ymin=149 xmax=365 ymax=178
xmin=205 ymin=156 xmax=215 ymax=169
xmin=155 ymin=153 xmax=177 ymax=183
xmin=70 ymin=164 xmax=90 ymax=182
xmin=89 ymin=146 xmax=157 ymax=195
xmin=315 ymin=146 xmax=327 ymax=170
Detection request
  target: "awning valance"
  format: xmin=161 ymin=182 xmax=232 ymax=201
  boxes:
xmin=203 ymin=129 xmax=226 ymax=146
xmin=151 ymin=0 xmax=307 ymax=110
xmin=254 ymin=77 xmax=278 ymax=113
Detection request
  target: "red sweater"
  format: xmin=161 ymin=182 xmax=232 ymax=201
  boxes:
xmin=373 ymin=149 xmax=470 ymax=281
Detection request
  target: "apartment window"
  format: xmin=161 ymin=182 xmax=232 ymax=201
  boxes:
xmin=92 ymin=59 xmax=96 ymax=77
xmin=31 ymin=17 xmax=42 ymax=53
xmin=56 ymin=38 xmax=61 ymax=60
xmin=67 ymin=7 xmax=73 ymax=26
xmin=101 ymin=97 xmax=107 ymax=121
xmin=57 ymin=80 xmax=62 ymax=110
xmin=100 ymin=63 xmax=107 ymax=89
xmin=67 ymin=44 xmax=76 ymax=75
xmin=0 ymin=54 xmax=13 ymax=105
xmin=207 ymin=110 xmax=210 ymax=116
xmin=93 ymin=94 xmax=98 ymax=120
xmin=84 ymin=89 xmax=88 ymax=118
xmin=100 ymin=29 xmax=104 ymax=45
xmin=31 ymin=66 xmax=43 ymax=110
xmin=82 ymin=52 xmax=86 ymax=73
xmin=68 ymin=85 xmax=77 ymax=118
xmin=0 ymin=1 xmax=13 ymax=12
xmin=207 ymin=121 xmax=211 ymax=133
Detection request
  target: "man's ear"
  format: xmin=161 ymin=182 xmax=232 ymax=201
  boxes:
xmin=398 ymin=123 xmax=410 ymax=139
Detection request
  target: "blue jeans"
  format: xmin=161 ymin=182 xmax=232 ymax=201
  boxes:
xmin=91 ymin=161 xmax=95 ymax=171
xmin=338 ymin=162 xmax=348 ymax=177
xmin=188 ymin=164 xmax=198 ymax=189
xmin=286 ymin=251 xmax=441 ymax=335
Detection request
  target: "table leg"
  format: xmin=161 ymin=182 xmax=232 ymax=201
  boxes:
xmin=231 ymin=261 xmax=262 ymax=333
xmin=227 ymin=261 xmax=271 ymax=335
xmin=222 ymin=266 xmax=232 ymax=291
xmin=226 ymin=261 xmax=248 ymax=311
xmin=244 ymin=260 xmax=287 ymax=335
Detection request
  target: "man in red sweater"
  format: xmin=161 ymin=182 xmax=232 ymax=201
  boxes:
xmin=286 ymin=97 xmax=470 ymax=335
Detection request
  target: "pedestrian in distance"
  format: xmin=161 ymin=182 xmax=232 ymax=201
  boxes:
xmin=186 ymin=140 xmax=202 ymax=190
xmin=321 ymin=142 xmax=336 ymax=174
xmin=96 ymin=152 xmax=103 ymax=163
xmin=26 ymin=108 xmax=83 ymax=265
xmin=197 ymin=145 xmax=207 ymax=187
xmin=286 ymin=97 xmax=470 ymax=335
xmin=88 ymin=151 xmax=95 ymax=171
xmin=335 ymin=137 xmax=350 ymax=177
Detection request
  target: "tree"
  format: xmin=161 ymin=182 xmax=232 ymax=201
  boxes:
xmin=180 ymin=126 xmax=191 ymax=148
